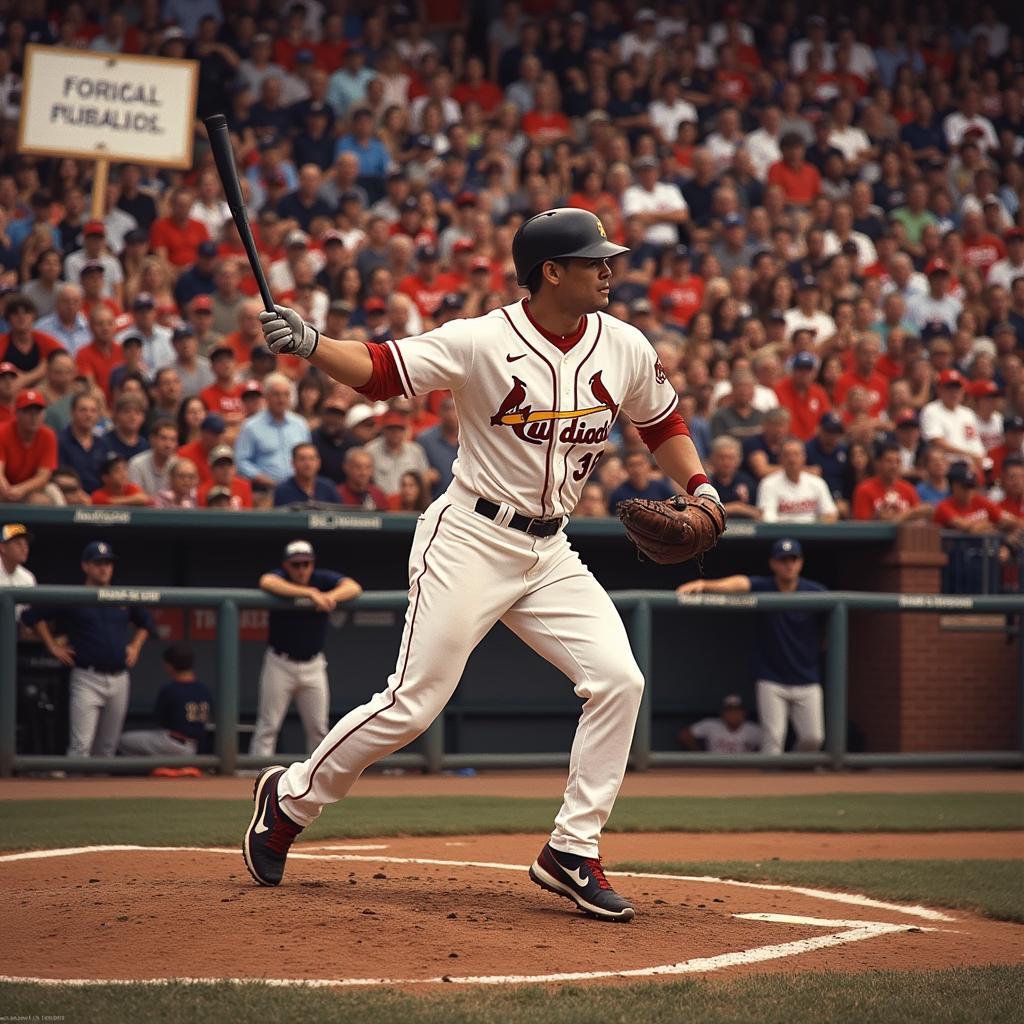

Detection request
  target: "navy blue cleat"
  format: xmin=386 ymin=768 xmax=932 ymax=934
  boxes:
xmin=243 ymin=766 xmax=303 ymax=886
xmin=529 ymin=843 xmax=635 ymax=922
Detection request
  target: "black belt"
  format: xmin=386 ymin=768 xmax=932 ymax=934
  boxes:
xmin=80 ymin=665 xmax=125 ymax=674
xmin=474 ymin=498 xmax=563 ymax=537
xmin=270 ymin=648 xmax=317 ymax=663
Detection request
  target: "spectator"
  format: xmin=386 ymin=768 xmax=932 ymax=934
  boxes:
xmin=90 ymin=452 xmax=152 ymax=507
xmin=337 ymin=446 xmax=389 ymax=510
xmin=118 ymin=643 xmax=213 ymax=759
xmin=987 ymin=228 xmax=1024 ymax=292
xmin=22 ymin=248 xmax=64 ymax=319
xmin=169 ymin=325 xmax=215 ymax=399
xmin=51 ymin=466 xmax=91 ymax=506
xmin=235 ymin=374 xmax=312 ymax=492
xmin=917 ymin=446 xmax=951 ymax=504
xmin=783 ymin=277 xmax=836 ymax=344
xmin=274 ymin=442 xmax=340 ymax=506
xmin=58 ymin=392 xmax=104 ymax=495
xmin=64 ymin=221 xmax=124 ymax=304
xmin=0 ymin=521 xmax=36 ymax=630
xmin=364 ymin=409 xmax=432 ymax=497
xmin=155 ymin=457 xmax=200 ymax=509
xmin=971 ymin=380 xmax=1003 ymax=455
xmin=210 ymin=262 xmax=246 ymax=338
xmin=743 ymin=407 xmax=790 ymax=480
xmin=0 ymin=293 xmax=64 ymax=392
xmin=198 ymin=445 xmax=253 ymax=509
xmin=178 ymin=413 xmax=226 ymax=486
xmin=253 ymin=539 xmax=362 ymax=756
xmin=920 ymin=369 xmax=986 ymax=473
xmin=75 ymin=306 xmax=122 ymax=403
xmin=128 ymin=418 xmax=180 ymax=499
xmin=199 ymin=345 xmax=244 ymax=426
xmin=38 ymin=350 xmax=76 ymax=431
xmin=387 ymin=469 xmax=432 ymax=512
xmin=767 ymin=133 xmax=821 ymax=207
xmin=678 ymin=538 xmax=827 ymax=756
xmin=679 ymin=694 xmax=763 ymax=754
xmin=906 ymin=260 xmax=962 ymax=333
xmin=98 ymin=395 xmax=148 ymax=463
xmin=707 ymin=435 xmax=760 ymax=520
xmin=774 ymin=351 xmax=831 ymax=441
xmin=988 ymin=415 xmax=1024 ymax=486
xmin=757 ymin=438 xmax=839 ymax=523
xmin=574 ymin=481 xmax=610 ymax=518
xmin=934 ymin=461 xmax=1020 ymax=534
xmin=0 ymin=390 xmax=58 ymax=504
xmin=150 ymin=187 xmax=209 ymax=269
xmin=621 ymin=155 xmax=688 ymax=247
xmin=998 ymin=458 xmax=1024 ymax=519
xmin=311 ymin=395 xmax=350 ymax=485
xmin=610 ymin=450 xmax=676 ymax=506
xmin=710 ymin=369 xmax=764 ymax=441
xmin=35 ymin=284 xmax=91 ymax=356
xmin=834 ymin=335 xmax=890 ymax=418
xmin=416 ymin=394 xmax=459 ymax=498
xmin=892 ymin=409 xmax=925 ymax=478
xmin=147 ymin=367 xmax=183 ymax=433
xmin=116 ymin=292 xmax=175 ymax=372
xmin=24 ymin=540 xmax=154 ymax=758
xmin=852 ymin=442 xmax=930 ymax=522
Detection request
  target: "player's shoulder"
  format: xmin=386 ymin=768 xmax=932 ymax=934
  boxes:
xmin=595 ymin=310 xmax=652 ymax=350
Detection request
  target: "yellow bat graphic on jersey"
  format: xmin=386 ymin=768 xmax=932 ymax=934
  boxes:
xmin=498 ymin=404 xmax=608 ymax=425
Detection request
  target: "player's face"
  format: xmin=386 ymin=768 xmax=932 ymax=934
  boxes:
xmin=770 ymin=554 xmax=802 ymax=584
xmin=284 ymin=558 xmax=314 ymax=583
xmin=82 ymin=558 xmax=114 ymax=585
xmin=558 ymin=258 xmax=613 ymax=313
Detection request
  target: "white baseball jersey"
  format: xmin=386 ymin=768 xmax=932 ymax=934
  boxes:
xmin=757 ymin=470 xmax=838 ymax=522
xmin=384 ymin=300 xmax=678 ymax=518
xmin=920 ymin=399 xmax=985 ymax=458
xmin=975 ymin=410 xmax=1004 ymax=454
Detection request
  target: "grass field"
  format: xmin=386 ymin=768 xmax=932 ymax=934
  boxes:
xmin=1 ymin=967 xmax=1020 ymax=1024
xmin=1 ymin=792 xmax=1021 ymax=850
xmin=2 ymin=787 xmax=1020 ymax=1022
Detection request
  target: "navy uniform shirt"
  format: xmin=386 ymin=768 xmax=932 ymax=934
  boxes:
xmin=711 ymin=469 xmax=757 ymax=506
xmin=748 ymin=576 xmax=828 ymax=685
xmin=742 ymin=435 xmax=781 ymax=478
xmin=22 ymin=602 xmax=156 ymax=672
xmin=267 ymin=567 xmax=344 ymax=661
xmin=156 ymin=678 xmax=214 ymax=740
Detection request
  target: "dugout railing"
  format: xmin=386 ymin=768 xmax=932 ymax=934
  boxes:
xmin=2 ymin=585 xmax=1022 ymax=777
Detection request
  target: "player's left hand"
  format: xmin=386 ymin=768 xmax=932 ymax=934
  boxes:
xmin=259 ymin=304 xmax=319 ymax=359
xmin=692 ymin=482 xmax=726 ymax=518
xmin=618 ymin=491 xmax=727 ymax=565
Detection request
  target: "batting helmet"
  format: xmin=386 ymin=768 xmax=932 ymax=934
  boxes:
xmin=512 ymin=208 xmax=629 ymax=287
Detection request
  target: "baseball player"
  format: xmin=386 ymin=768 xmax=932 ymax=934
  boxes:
xmin=244 ymin=208 xmax=723 ymax=922
xmin=251 ymin=540 xmax=363 ymax=757
xmin=677 ymin=538 xmax=827 ymax=756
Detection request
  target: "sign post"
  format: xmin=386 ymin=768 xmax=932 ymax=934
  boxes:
xmin=17 ymin=45 xmax=199 ymax=218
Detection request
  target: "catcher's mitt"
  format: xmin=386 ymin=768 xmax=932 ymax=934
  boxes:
xmin=617 ymin=494 xmax=726 ymax=565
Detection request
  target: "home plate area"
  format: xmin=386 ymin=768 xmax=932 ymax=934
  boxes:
xmin=0 ymin=838 xmax=1018 ymax=987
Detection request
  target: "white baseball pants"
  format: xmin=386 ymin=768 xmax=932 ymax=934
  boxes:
xmin=118 ymin=729 xmax=197 ymax=756
xmin=756 ymin=679 xmax=825 ymax=755
xmin=279 ymin=495 xmax=645 ymax=857
xmin=67 ymin=667 xmax=130 ymax=758
xmin=250 ymin=650 xmax=330 ymax=756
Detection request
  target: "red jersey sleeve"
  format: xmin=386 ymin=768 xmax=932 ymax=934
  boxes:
xmin=636 ymin=411 xmax=691 ymax=452
xmin=355 ymin=342 xmax=406 ymax=401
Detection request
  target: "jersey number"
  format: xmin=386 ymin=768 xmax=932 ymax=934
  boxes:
xmin=573 ymin=451 xmax=603 ymax=481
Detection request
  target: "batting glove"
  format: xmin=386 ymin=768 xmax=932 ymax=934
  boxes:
xmin=693 ymin=482 xmax=726 ymax=517
xmin=259 ymin=304 xmax=319 ymax=359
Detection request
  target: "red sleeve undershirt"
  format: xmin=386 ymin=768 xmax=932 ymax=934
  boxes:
xmin=355 ymin=341 xmax=692 ymax=453
xmin=355 ymin=342 xmax=406 ymax=401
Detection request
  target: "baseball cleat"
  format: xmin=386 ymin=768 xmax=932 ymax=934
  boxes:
xmin=529 ymin=843 xmax=635 ymax=922
xmin=242 ymin=765 xmax=303 ymax=886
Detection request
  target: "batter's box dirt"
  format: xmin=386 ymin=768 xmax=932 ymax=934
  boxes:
xmin=0 ymin=842 xmax=1019 ymax=987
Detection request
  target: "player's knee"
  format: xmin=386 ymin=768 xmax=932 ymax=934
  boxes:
xmin=614 ymin=662 xmax=646 ymax=706
xmin=793 ymin=730 xmax=824 ymax=752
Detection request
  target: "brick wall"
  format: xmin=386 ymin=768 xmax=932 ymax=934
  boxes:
xmin=846 ymin=524 xmax=1019 ymax=752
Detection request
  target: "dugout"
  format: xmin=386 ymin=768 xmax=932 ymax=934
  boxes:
xmin=6 ymin=507 xmax=1020 ymax=760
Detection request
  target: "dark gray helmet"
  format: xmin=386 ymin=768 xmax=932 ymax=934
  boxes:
xmin=512 ymin=207 xmax=629 ymax=287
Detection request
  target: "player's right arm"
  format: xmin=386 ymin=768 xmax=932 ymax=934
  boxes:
xmin=259 ymin=304 xmax=373 ymax=388
xmin=676 ymin=575 xmax=752 ymax=596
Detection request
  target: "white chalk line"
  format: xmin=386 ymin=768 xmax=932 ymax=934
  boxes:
xmin=0 ymin=844 xmax=955 ymax=988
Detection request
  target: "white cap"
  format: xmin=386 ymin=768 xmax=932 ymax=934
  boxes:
xmin=345 ymin=405 xmax=377 ymax=430
xmin=284 ymin=540 xmax=314 ymax=561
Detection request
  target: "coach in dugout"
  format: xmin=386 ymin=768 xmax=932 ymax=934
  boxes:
xmin=250 ymin=540 xmax=362 ymax=758
xmin=677 ymin=538 xmax=827 ymax=756
xmin=22 ymin=541 xmax=154 ymax=759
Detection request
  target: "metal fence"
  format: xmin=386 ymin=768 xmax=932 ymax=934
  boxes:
xmin=1 ymin=585 xmax=1022 ymax=777
xmin=940 ymin=532 xmax=1024 ymax=595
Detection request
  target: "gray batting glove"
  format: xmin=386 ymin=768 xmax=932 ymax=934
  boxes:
xmin=259 ymin=304 xmax=319 ymax=358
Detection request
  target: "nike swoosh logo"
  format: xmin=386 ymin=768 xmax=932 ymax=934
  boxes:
xmin=506 ymin=353 xmax=527 ymax=362
xmin=254 ymin=816 xmax=270 ymax=834
xmin=568 ymin=866 xmax=589 ymax=888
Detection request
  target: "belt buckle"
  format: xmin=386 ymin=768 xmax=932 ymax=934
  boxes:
xmin=526 ymin=516 xmax=554 ymax=537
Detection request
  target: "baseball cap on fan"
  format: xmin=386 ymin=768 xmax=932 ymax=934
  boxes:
xmin=283 ymin=539 xmax=314 ymax=562
xmin=1 ymin=523 xmax=32 ymax=543
xmin=771 ymin=538 xmax=803 ymax=559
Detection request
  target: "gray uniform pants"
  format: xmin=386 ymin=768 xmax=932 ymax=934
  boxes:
xmin=68 ymin=667 xmax=130 ymax=757
xmin=118 ymin=730 xmax=197 ymax=756
xmin=250 ymin=649 xmax=329 ymax=756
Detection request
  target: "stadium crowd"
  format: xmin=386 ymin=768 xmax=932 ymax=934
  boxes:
xmin=0 ymin=1 xmax=1021 ymax=543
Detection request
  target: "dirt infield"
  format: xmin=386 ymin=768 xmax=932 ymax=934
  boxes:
xmin=1 ymin=834 xmax=1021 ymax=987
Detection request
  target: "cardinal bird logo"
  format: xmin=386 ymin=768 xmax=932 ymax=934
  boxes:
xmin=654 ymin=358 xmax=667 ymax=385
xmin=490 ymin=371 xmax=620 ymax=447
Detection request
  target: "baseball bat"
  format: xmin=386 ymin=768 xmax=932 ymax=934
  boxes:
xmin=203 ymin=113 xmax=276 ymax=313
